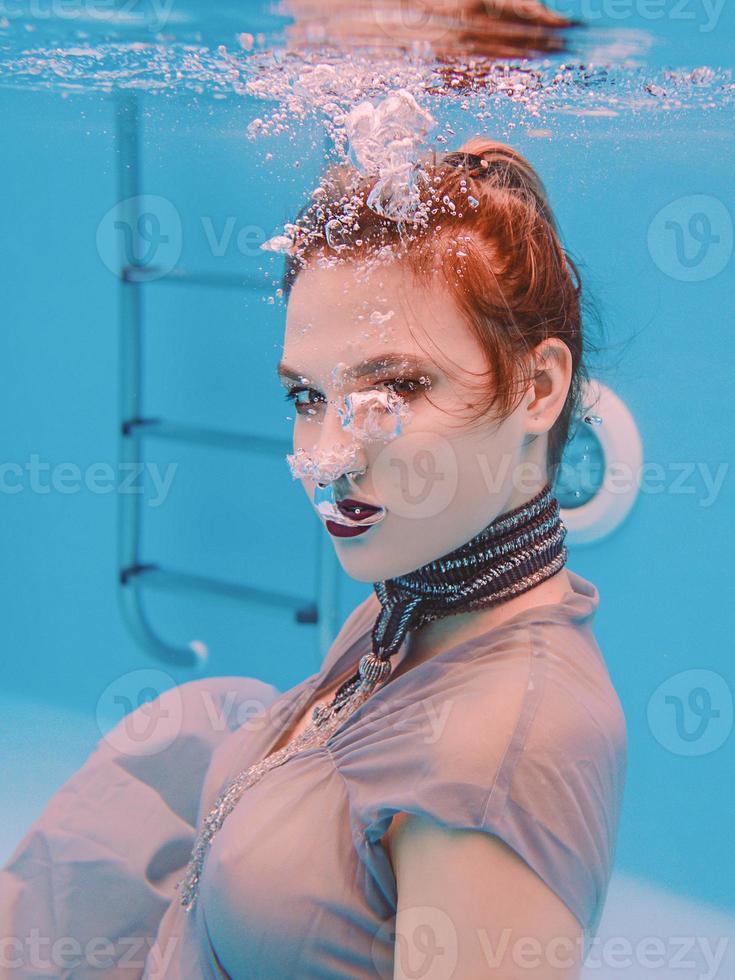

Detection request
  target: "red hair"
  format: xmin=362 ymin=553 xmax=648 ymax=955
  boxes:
xmin=282 ymin=137 xmax=594 ymax=484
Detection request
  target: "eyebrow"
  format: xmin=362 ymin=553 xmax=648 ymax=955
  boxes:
xmin=276 ymin=353 xmax=433 ymax=386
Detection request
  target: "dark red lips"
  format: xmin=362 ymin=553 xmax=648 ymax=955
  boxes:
xmin=335 ymin=498 xmax=381 ymax=520
xmin=325 ymin=520 xmax=372 ymax=538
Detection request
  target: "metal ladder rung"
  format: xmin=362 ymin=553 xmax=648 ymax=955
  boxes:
xmin=120 ymin=564 xmax=317 ymax=623
xmin=122 ymin=265 xmax=266 ymax=290
xmin=122 ymin=417 xmax=289 ymax=456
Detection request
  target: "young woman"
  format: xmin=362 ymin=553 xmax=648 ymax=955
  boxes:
xmin=0 ymin=140 xmax=627 ymax=979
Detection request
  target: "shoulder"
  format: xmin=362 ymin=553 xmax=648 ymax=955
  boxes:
xmin=525 ymin=618 xmax=628 ymax=773
xmin=384 ymin=622 xmax=625 ymax=961
xmin=333 ymin=617 xmax=627 ymax=817
xmin=422 ymin=618 xmax=626 ymax=787
xmin=441 ymin=616 xmax=628 ymax=774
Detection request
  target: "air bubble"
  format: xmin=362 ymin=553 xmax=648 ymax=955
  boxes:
xmin=369 ymin=309 xmax=395 ymax=324
xmin=325 ymin=218 xmax=351 ymax=251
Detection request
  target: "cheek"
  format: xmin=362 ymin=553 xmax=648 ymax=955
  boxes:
xmin=451 ymin=419 xmax=525 ymax=505
xmin=377 ymin=424 xmax=508 ymax=520
xmin=293 ymin=407 xmax=320 ymax=427
xmin=365 ymin=429 xmax=461 ymax=522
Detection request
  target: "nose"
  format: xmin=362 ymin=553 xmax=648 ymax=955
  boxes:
xmin=308 ymin=394 xmax=369 ymax=485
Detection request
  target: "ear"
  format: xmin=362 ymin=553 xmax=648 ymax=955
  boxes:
xmin=524 ymin=338 xmax=573 ymax=434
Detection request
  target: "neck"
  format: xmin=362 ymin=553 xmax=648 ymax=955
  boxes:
xmin=370 ymin=481 xmax=568 ymax=663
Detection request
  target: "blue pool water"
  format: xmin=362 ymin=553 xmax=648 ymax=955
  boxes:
xmin=1 ymin=1 xmax=733 ymax=974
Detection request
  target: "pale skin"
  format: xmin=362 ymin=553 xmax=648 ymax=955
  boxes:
xmin=276 ymin=254 xmax=584 ymax=977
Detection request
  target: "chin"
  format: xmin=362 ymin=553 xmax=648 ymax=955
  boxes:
xmin=333 ymin=545 xmax=389 ymax=584
xmin=332 ymin=535 xmax=428 ymax=583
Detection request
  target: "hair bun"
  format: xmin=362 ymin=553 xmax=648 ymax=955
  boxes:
xmin=451 ymin=136 xmax=553 ymax=222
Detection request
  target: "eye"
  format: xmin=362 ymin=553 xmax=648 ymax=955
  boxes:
xmin=283 ymin=377 xmax=430 ymax=417
xmin=283 ymin=387 xmax=325 ymax=416
xmin=381 ymin=378 xmax=426 ymax=397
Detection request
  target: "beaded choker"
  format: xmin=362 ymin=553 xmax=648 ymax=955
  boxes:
xmin=176 ymin=481 xmax=567 ymax=911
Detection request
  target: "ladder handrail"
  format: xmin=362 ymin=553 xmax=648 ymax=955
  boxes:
xmin=115 ymin=92 xmax=340 ymax=671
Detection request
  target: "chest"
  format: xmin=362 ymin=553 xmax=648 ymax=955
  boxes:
xmin=267 ymin=676 xmax=410 ymax=859
xmin=199 ymin=746 xmax=396 ymax=980
xmin=269 ymin=652 xmax=414 ymax=761
xmin=267 ymin=677 xmax=345 ymax=754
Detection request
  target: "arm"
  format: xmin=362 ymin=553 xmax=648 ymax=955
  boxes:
xmin=0 ymin=675 xmax=282 ymax=978
xmin=388 ymin=812 xmax=584 ymax=980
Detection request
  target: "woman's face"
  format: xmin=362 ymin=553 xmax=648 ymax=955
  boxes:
xmin=279 ymin=257 xmax=551 ymax=582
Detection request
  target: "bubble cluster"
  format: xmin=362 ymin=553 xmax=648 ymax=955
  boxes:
xmin=1 ymin=2 xmax=731 ymax=310
xmin=0 ymin=14 xmax=731 ymax=123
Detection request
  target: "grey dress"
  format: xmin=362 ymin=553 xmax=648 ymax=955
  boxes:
xmin=0 ymin=570 xmax=627 ymax=978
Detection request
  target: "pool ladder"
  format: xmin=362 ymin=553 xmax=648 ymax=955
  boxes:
xmin=115 ymin=94 xmax=340 ymax=670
